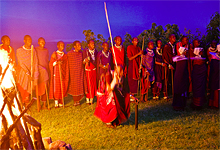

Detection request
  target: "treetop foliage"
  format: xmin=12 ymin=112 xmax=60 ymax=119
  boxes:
xmin=66 ymin=12 xmax=219 ymax=52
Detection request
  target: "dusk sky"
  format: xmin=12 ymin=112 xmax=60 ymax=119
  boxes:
xmin=0 ymin=0 xmax=219 ymax=48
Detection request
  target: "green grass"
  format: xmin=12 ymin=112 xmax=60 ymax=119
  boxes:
xmin=29 ymin=95 xmax=219 ymax=149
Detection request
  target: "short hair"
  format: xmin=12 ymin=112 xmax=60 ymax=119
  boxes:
xmin=169 ymin=34 xmax=175 ymax=39
xmin=73 ymin=40 xmax=81 ymax=47
xmin=38 ymin=37 xmax=45 ymax=42
xmin=156 ymin=39 xmax=162 ymax=44
xmin=114 ymin=36 xmax=122 ymax=41
xmin=57 ymin=41 xmax=64 ymax=46
xmin=1 ymin=35 xmax=9 ymax=42
xmin=102 ymin=41 xmax=109 ymax=46
xmin=87 ymin=39 xmax=94 ymax=45
xmin=24 ymin=35 xmax=31 ymax=40
xmin=132 ymin=37 xmax=138 ymax=41
xmin=180 ymin=35 xmax=188 ymax=42
xmin=147 ymin=40 xmax=154 ymax=46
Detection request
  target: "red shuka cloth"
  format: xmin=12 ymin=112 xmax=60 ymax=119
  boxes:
xmin=94 ymin=71 xmax=130 ymax=125
xmin=110 ymin=46 xmax=127 ymax=76
xmin=16 ymin=46 xmax=39 ymax=102
xmin=35 ymin=47 xmax=49 ymax=96
xmin=49 ymin=51 xmax=69 ymax=102
xmin=127 ymin=45 xmax=141 ymax=94
xmin=82 ymin=49 xmax=98 ymax=98
xmin=67 ymin=50 xmax=84 ymax=96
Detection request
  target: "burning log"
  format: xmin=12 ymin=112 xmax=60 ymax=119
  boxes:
xmin=0 ymin=49 xmax=44 ymax=150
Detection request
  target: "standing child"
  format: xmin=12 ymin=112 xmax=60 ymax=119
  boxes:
xmin=153 ymin=39 xmax=166 ymax=100
xmin=141 ymin=41 xmax=155 ymax=102
xmin=49 ymin=41 xmax=69 ymax=108
xmin=35 ymin=37 xmax=49 ymax=109
xmin=97 ymin=42 xmax=111 ymax=82
xmin=83 ymin=40 xmax=98 ymax=105
xmin=67 ymin=41 xmax=84 ymax=106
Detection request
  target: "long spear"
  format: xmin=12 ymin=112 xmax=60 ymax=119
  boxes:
xmin=58 ymin=61 xmax=64 ymax=108
xmin=104 ymin=2 xmax=117 ymax=67
xmin=31 ymin=45 xmax=34 ymax=103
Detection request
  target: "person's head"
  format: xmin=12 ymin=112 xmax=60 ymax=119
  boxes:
xmin=156 ymin=39 xmax=162 ymax=48
xmin=210 ymin=40 xmax=217 ymax=48
xmin=57 ymin=41 xmax=65 ymax=51
xmin=147 ymin=41 xmax=154 ymax=50
xmin=24 ymin=35 xmax=32 ymax=47
xmin=87 ymin=39 xmax=95 ymax=50
xmin=102 ymin=42 xmax=109 ymax=52
xmin=181 ymin=36 xmax=188 ymax=46
xmin=193 ymin=39 xmax=200 ymax=48
xmin=38 ymin=37 xmax=45 ymax=48
xmin=114 ymin=36 xmax=122 ymax=46
xmin=73 ymin=41 xmax=81 ymax=52
xmin=169 ymin=34 xmax=176 ymax=44
xmin=132 ymin=37 xmax=138 ymax=46
xmin=1 ymin=35 xmax=10 ymax=46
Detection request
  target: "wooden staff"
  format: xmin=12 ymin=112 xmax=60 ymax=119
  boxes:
xmin=104 ymin=2 xmax=117 ymax=67
xmin=36 ymin=84 xmax=40 ymax=112
xmin=164 ymin=65 xmax=168 ymax=101
xmin=146 ymin=73 xmax=149 ymax=102
xmin=30 ymin=45 xmax=34 ymax=103
xmin=137 ymin=37 xmax=145 ymax=96
xmin=58 ymin=61 xmax=64 ymax=108
xmin=45 ymin=83 xmax=50 ymax=110
xmin=171 ymin=69 xmax=174 ymax=96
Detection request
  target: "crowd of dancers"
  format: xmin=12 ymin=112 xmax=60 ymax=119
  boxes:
xmin=0 ymin=34 xmax=219 ymax=128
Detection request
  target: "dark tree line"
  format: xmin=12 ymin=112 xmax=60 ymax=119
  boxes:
xmin=66 ymin=12 xmax=219 ymax=52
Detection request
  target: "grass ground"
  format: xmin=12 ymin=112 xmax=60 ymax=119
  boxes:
xmin=29 ymin=93 xmax=219 ymax=149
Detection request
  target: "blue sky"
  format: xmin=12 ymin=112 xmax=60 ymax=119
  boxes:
xmin=0 ymin=0 xmax=219 ymax=43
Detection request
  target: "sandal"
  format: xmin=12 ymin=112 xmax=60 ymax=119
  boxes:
xmin=74 ymin=102 xmax=80 ymax=106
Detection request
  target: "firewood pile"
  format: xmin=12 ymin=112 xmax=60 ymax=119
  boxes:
xmin=0 ymin=53 xmax=72 ymax=150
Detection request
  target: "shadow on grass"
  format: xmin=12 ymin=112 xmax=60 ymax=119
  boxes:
xmin=123 ymin=98 xmax=217 ymax=127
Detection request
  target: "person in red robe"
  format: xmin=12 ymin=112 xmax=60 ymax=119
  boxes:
xmin=172 ymin=36 xmax=189 ymax=111
xmin=153 ymin=39 xmax=166 ymax=100
xmin=0 ymin=35 xmax=16 ymax=67
xmin=94 ymin=65 xmax=130 ymax=128
xmin=206 ymin=40 xmax=217 ymax=94
xmin=208 ymin=43 xmax=219 ymax=109
xmin=140 ymin=41 xmax=155 ymax=102
xmin=35 ymin=37 xmax=49 ymax=109
xmin=67 ymin=41 xmax=84 ymax=106
xmin=127 ymin=37 xmax=142 ymax=95
xmin=83 ymin=40 xmax=98 ymax=105
xmin=190 ymin=39 xmax=207 ymax=110
xmin=97 ymin=42 xmax=111 ymax=83
xmin=16 ymin=35 xmax=39 ymax=106
xmin=162 ymin=34 xmax=176 ymax=100
xmin=49 ymin=41 xmax=69 ymax=108
xmin=110 ymin=36 xmax=127 ymax=76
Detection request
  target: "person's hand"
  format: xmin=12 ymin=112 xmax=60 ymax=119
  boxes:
xmin=162 ymin=63 xmax=167 ymax=67
xmin=139 ymin=50 xmax=143 ymax=55
xmin=169 ymin=64 xmax=174 ymax=70
xmin=51 ymin=53 xmax=56 ymax=59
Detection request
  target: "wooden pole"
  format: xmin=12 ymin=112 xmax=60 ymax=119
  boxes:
xmin=36 ymin=84 xmax=40 ymax=112
xmin=104 ymin=2 xmax=117 ymax=67
xmin=135 ymin=103 xmax=138 ymax=130
xmin=171 ymin=69 xmax=174 ymax=96
xmin=164 ymin=66 xmax=168 ymax=101
xmin=58 ymin=61 xmax=64 ymax=108
xmin=30 ymin=45 xmax=34 ymax=103
xmin=146 ymin=74 xmax=149 ymax=102
xmin=45 ymin=83 xmax=50 ymax=110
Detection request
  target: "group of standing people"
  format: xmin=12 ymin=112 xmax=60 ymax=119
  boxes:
xmin=127 ymin=34 xmax=219 ymax=111
xmin=0 ymin=34 xmax=219 ymax=128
